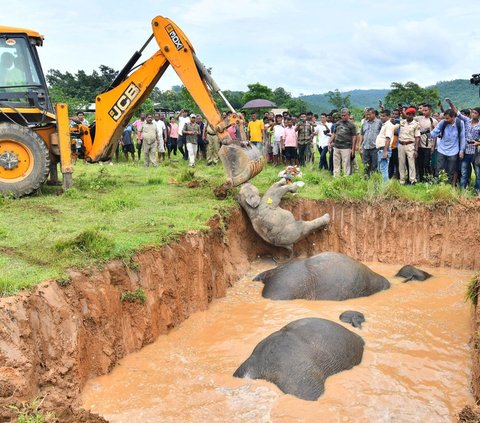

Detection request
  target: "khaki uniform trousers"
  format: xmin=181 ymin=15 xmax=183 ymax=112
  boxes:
xmin=398 ymin=142 xmax=416 ymax=183
xmin=206 ymin=133 xmax=220 ymax=164
xmin=333 ymin=148 xmax=352 ymax=177
xmin=143 ymin=141 xmax=158 ymax=167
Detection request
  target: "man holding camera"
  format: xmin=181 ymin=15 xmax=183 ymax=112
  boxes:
xmin=429 ymin=106 xmax=465 ymax=185
xmin=414 ymin=104 xmax=437 ymax=182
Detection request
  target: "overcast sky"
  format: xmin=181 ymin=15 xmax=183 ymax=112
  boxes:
xmin=4 ymin=0 xmax=479 ymax=96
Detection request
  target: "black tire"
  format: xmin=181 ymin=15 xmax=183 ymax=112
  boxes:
xmin=0 ymin=123 xmax=50 ymax=197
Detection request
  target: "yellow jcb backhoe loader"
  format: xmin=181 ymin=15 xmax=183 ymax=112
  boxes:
xmin=0 ymin=16 xmax=264 ymax=197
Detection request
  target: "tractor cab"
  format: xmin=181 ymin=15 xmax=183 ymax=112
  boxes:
xmin=0 ymin=28 xmax=54 ymax=124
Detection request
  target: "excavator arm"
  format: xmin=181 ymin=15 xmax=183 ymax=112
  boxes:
xmin=81 ymin=16 xmax=264 ymax=186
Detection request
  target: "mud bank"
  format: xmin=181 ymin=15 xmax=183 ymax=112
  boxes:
xmin=470 ymin=274 xmax=480 ymax=403
xmin=0 ymin=199 xmax=479 ymax=421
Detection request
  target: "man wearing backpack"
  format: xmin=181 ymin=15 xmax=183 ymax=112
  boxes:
xmin=445 ymin=99 xmax=480 ymax=191
xmin=429 ymin=109 xmax=465 ymax=185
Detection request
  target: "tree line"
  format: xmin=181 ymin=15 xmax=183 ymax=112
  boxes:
xmin=46 ymin=66 xmax=308 ymax=117
xmin=47 ymin=65 xmax=451 ymax=119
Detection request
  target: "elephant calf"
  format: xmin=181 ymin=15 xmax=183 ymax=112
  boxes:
xmin=237 ymin=180 xmax=330 ymax=255
xmin=395 ymin=265 xmax=432 ymax=282
xmin=254 ymin=252 xmax=390 ymax=301
xmin=233 ymin=318 xmax=364 ymax=401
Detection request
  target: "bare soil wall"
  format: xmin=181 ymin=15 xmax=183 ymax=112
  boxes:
xmin=0 ymin=199 xmax=479 ymax=421
xmin=471 ymin=286 xmax=480 ymax=406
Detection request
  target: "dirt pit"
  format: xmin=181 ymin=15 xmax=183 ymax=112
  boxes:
xmin=1 ymin=200 xmax=480 ymax=422
xmin=81 ymin=261 xmax=474 ymax=422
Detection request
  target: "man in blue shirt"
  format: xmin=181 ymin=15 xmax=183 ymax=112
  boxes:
xmin=445 ymin=98 xmax=480 ymax=190
xmin=429 ymin=109 xmax=465 ymax=184
xmin=120 ymin=123 xmax=135 ymax=162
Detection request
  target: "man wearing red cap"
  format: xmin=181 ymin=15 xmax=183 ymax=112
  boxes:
xmin=398 ymin=107 xmax=421 ymax=184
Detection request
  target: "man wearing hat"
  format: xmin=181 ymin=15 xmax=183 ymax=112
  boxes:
xmin=398 ymin=107 xmax=421 ymax=184
xmin=183 ymin=113 xmax=201 ymax=167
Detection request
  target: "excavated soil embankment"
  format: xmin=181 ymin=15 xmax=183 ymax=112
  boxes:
xmin=1 ymin=199 xmax=479 ymax=421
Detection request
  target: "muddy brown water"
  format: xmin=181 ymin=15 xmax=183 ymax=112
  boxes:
xmin=81 ymin=261 xmax=473 ymax=422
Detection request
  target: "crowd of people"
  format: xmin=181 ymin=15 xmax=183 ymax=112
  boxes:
xmin=118 ymin=109 xmax=220 ymax=168
xmin=247 ymin=98 xmax=479 ymax=193
xmin=78 ymin=98 xmax=479 ymax=194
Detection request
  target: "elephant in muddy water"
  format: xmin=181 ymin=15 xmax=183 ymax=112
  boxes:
xmin=339 ymin=310 xmax=365 ymax=329
xmin=395 ymin=265 xmax=432 ymax=282
xmin=254 ymin=252 xmax=390 ymax=300
xmin=233 ymin=318 xmax=365 ymax=401
xmin=237 ymin=180 xmax=330 ymax=255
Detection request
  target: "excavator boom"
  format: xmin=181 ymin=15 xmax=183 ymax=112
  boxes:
xmin=84 ymin=16 xmax=264 ymax=186
xmin=0 ymin=16 xmax=264 ymax=196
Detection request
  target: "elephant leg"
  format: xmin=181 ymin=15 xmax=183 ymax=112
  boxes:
xmin=264 ymin=182 xmax=297 ymax=207
xmin=272 ymin=244 xmax=294 ymax=264
xmin=298 ymin=214 xmax=330 ymax=238
xmin=286 ymin=244 xmax=293 ymax=259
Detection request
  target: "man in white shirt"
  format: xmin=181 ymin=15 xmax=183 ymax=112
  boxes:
xmin=177 ymin=109 xmax=190 ymax=160
xmin=154 ymin=112 xmax=167 ymax=162
xmin=375 ymin=109 xmax=395 ymax=181
xmin=315 ymin=113 xmax=332 ymax=170
xmin=272 ymin=114 xmax=285 ymax=166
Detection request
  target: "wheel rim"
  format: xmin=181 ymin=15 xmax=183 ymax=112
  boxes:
xmin=0 ymin=139 xmax=35 ymax=182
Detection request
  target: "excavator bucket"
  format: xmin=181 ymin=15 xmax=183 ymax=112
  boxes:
xmin=218 ymin=142 xmax=265 ymax=187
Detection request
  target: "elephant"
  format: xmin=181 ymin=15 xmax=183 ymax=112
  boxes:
xmin=237 ymin=180 xmax=330 ymax=255
xmin=233 ymin=318 xmax=364 ymax=401
xmin=254 ymin=252 xmax=390 ymax=301
xmin=339 ymin=310 xmax=365 ymax=329
xmin=395 ymin=265 xmax=432 ymax=282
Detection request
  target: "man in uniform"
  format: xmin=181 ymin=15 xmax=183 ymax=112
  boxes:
xmin=204 ymin=124 xmax=220 ymax=166
xmin=139 ymin=114 xmax=159 ymax=167
xmin=398 ymin=107 xmax=421 ymax=184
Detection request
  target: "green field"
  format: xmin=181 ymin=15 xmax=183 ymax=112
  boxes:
xmin=0 ymin=157 xmax=473 ymax=296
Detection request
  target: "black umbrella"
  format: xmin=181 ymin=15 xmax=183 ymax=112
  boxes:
xmin=242 ymin=99 xmax=277 ymax=109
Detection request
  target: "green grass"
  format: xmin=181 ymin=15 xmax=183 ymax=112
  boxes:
xmin=5 ymin=396 xmax=57 ymax=422
xmin=466 ymin=273 xmax=480 ymax=306
xmin=0 ymin=155 xmax=476 ymax=296
xmin=121 ymin=288 xmax=147 ymax=304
